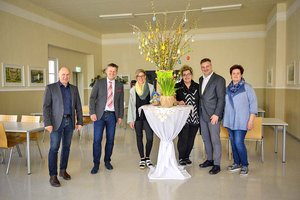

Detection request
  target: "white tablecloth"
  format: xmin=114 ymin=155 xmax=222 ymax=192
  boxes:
xmin=140 ymin=105 xmax=193 ymax=180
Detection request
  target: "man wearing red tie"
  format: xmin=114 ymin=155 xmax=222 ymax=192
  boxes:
xmin=89 ymin=63 xmax=124 ymax=174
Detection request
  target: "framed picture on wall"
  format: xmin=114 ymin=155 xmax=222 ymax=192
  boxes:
xmin=117 ymin=74 xmax=130 ymax=89
xmin=266 ymin=68 xmax=273 ymax=86
xmin=287 ymin=61 xmax=295 ymax=85
xmin=28 ymin=66 xmax=46 ymax=86
xmin=2 ymin=63 xmax=25 ymax=87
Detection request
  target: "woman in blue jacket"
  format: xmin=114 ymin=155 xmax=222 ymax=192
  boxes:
xmin=223 ymin=64 xmax=257 ymax=176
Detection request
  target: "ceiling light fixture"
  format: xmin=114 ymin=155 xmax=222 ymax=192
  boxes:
xmin=99 ymin=13 xmax=134 ymax=19
xmin=98 ymin=4 xmax=242 ymax=20
xmin=201 ymin=4 xmax=242 ymax=12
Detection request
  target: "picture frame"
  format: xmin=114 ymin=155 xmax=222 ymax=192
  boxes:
xmin=2 ymin=63 xmax=25 ymax=87
xmin=287 ymin=61 xmax=296 ymax=85
xmin=28 ymin=66 xmax=46 ymax=86
xmin=117 ymin=74 xmax=130 ymax=89
xmin=266 ymin=68 xmax=273 ymax=86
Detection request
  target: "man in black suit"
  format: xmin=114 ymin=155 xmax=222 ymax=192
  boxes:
xmin=198 ymin=58 xmax=226 ymax=175
xmin=89 ymin=63 xmax=124 ymax=174
xmin=43 ymin=66 xmax=83 ymax=187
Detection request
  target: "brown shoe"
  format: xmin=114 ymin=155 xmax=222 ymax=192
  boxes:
xmin=49 ymin=176 xmax=61 ymax=187
xmin=59 ymin=170 xmax=71 ymax=180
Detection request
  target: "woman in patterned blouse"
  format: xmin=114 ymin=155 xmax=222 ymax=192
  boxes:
xmin=175 ymin=65 xmax=200 ymax=165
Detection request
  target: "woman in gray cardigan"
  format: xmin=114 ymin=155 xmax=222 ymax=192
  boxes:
xmin=223 ymin=64 xmax=258 ymax=176
xmin=127 ymin=69 xmax=154 ymax=169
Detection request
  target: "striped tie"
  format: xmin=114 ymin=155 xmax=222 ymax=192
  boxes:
xmin=107 ymin=81 xmax=113 ymax=108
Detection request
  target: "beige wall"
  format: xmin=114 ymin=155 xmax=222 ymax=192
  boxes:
xmin=0 ymin=1 xmax=102 ymax=114
xmin=264 ymin=0 xmax=300 ymax=139
xmin=102 ymin=25 xmax=266 ymax=106
xmin=285 ymin=0 xmax=300 ymax=139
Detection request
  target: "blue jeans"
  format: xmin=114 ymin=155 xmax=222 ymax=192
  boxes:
xmin=48 ymin=117 xmax=74 ymax=176
xmin=93 ymin=112 xmax=117 ymax=165
xmin=227 ymin=129 xmax=248 ymax=167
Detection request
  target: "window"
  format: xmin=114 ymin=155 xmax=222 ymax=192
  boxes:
xmin=48 ymin=58 xmax=58 ymax=84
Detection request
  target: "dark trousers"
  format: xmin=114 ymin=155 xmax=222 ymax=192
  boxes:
xmin=134 ymin=120 xmax=153 ymax=158
xmin=48 ymin=117 xmax=73 ymax=176
xmin=177 ymin=124 xmax=198 ymax=160
xmin=93 ymin=112 xmax=116 ymax=165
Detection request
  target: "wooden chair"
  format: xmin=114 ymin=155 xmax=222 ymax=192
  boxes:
xmin=81 ymin=105 xmax=92 ymax=139
xmin=19 ymin=115 xmax=43 ymax=159
xmin=220 ymin=117 xmax=264 ymax=162
xmin=0 ymin=123 xmax=23 ymax=174
xmin=0 ymin=114 xmax=23 ymax=157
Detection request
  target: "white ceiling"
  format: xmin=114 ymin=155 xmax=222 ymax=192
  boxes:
xmin=24 ymin=0 xmax=288 ymax=34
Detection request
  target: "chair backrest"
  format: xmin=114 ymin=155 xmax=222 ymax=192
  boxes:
xmin=0 ymin=115 xmax=18 ymax=122
xmin=21 ymin=115 xmax=40 ymax=123
xmin=82 ymin=105 xmax=89 ymax=114
xmin=220 ymin=125 xmax=229 ymax=139
xmin=220 ymin=117 xmax=263 ymax=140
xmin=245 ymin=117 xmax=263 ymax=140
xmin=0 ymin=123 xmax=8 ymax=148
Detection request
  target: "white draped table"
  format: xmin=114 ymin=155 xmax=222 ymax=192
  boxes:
xmin=140 ymin=105 xmax=193 ymax=180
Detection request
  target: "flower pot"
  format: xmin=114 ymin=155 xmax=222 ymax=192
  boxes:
xmin=160 ymin=96 xmax=175 ymax=108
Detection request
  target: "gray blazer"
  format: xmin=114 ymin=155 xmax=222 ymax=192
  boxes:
xmin=43 ymin=82 xmax=83 ymax=131
xmin=199 ymin=72 xmax=226 ymax=123
xmin=89 ymin=78 xmax=124 ymax=120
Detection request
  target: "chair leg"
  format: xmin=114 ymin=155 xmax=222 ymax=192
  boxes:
xmin=16 ymin=144 xmax=22 ymax=157
xmin=202 ymin=139 xmax=206 ymax=160
xmin=261 ymin=140 xmax=264 ymax=162
xmin=36 ymin=141 xmax=43 ymax=159
xmin=6 ymin=148 xmax=13 ymax=174
xmin=1 ymin=149 xmax=6 ymax=164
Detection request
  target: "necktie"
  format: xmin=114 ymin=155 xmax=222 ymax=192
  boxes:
xmin=107 ymin=81 xmax=113 ymax=108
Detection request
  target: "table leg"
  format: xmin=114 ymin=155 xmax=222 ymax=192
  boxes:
xmin=26 ymin=131 xmax=31 ymax=175
xmin=274 ymin=126 xmax=278 ymax=153
xmin=282 ymin=126 xmax=286 ymax=163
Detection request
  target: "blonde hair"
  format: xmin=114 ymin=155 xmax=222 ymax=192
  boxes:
xmin=135 ymin=69 xmax=146 ymax=78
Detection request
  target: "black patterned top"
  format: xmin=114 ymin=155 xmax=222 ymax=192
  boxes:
xmin=175 ymin=80 xmax=200 ymax=125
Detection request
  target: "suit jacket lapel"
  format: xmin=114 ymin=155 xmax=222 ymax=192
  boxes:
xmin=55 ymin=82 xmax=64 ymax=105
xmin=199 ymin=77 xmax=204 ymax=96
xmin=70 ymin=85 xmax=75 ymax=108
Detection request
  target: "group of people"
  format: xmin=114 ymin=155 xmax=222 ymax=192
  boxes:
xmin=43 ymin=58 xmax=257 ymax=187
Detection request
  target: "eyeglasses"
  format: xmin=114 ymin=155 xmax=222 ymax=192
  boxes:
xmin=136 ymin=75 xmax=145 ymax=78
xmin=182 ymin=73 xmax=192 ymax=77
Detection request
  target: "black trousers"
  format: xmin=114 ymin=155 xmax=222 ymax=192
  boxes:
xmin=177 ymin=124 xmax=199 ymax=160
xmin=134 ymin=120 xmax=154 ymax=158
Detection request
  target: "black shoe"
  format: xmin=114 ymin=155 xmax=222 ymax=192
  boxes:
xmin=179 ymin=159 xmax=187 ymax=166
xmin=91 ymin=164 xmax=99 ymax=174
xmin=105 ymin=162 xmax=113 ymax=170
xmin=185 ymin=158 xmax=192 ymax=165
xmin=199 ymin=160 xmax=214 ymax=168
xmin=209 ymin=165 xmax=221 ymax=175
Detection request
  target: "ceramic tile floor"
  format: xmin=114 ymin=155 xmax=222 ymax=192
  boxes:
xmin=1 ymin=125 xmax=300 ymax=200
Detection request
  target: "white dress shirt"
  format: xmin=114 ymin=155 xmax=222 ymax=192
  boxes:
xmin=201 ymin=72 xmax=213 ymax=94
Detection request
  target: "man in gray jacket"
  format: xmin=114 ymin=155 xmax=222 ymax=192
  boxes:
xmin=89 ymin=63 xmax=124 ymax=174
xmin=198 ymin=58 xmax=226 ymax=175
xmin=43 ymin=66 xmax=83 ymax=187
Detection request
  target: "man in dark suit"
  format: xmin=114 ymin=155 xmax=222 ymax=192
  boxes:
xmin=89 ymin=63 xmax=124 ymax=174
xmin=43 ymin=66 xmax=83 ymax=187
xmin=198 ymin=58 xmax=226 ymax=175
